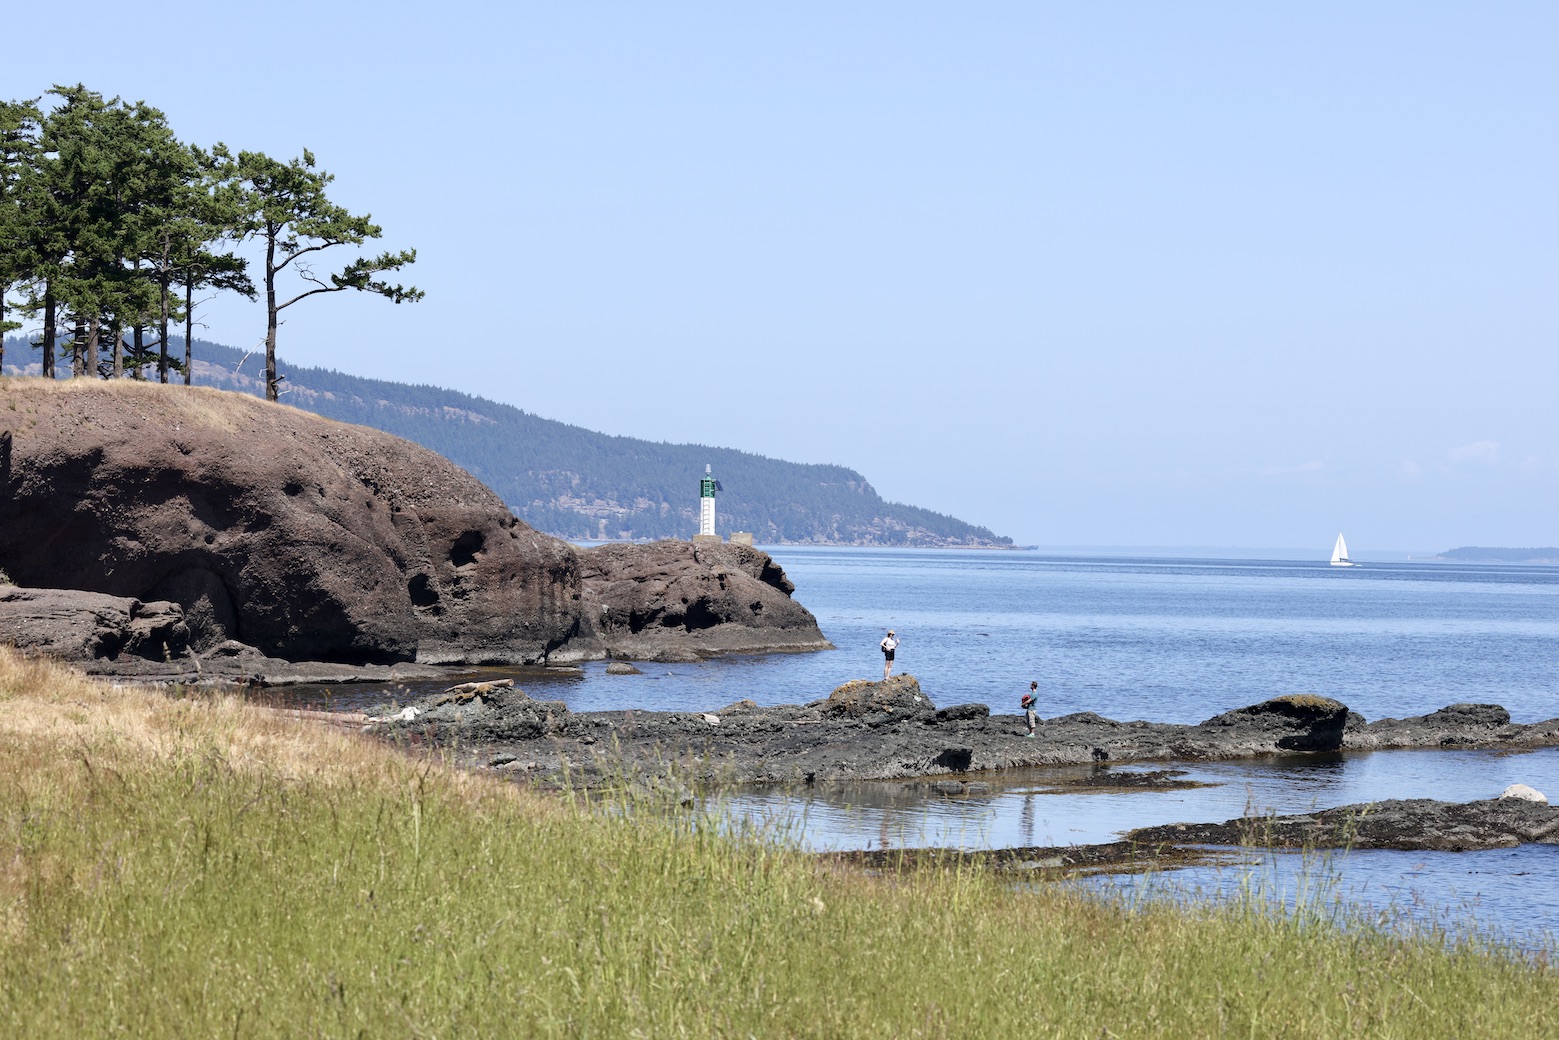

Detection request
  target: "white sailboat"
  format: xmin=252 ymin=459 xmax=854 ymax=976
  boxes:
xmin=1330 ymin=532 xmax=1356 ymax=567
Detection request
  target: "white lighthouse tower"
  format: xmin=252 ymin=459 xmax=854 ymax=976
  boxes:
xmin=695 ymin=464 xmax=721 ymax=542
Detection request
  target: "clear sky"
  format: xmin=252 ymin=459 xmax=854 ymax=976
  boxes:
xmin=7 ymin=3 xmax=1557 ymax=552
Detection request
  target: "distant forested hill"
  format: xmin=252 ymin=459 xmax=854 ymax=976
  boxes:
xmin=1438 ymin=547 xmax=1559 ymax=564
xmin=2 ymin=337 xmax=1011 ymax=546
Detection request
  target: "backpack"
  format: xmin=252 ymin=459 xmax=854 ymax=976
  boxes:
xmin=1020 ymin=693 xmax=1035 ymax=710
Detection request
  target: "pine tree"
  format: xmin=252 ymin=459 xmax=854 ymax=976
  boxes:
xmin=0 ymin=98 xmax=41 ymax=373
xmin=221 ymin=147 xmax=421 ymax=401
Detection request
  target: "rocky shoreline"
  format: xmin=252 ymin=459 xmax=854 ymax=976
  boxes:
xmin=368 ymin=673 xmax=1559 ymax=787
xmin=358 ymin=673 xmax=1559 ymax=865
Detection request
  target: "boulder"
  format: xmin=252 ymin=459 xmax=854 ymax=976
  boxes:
xmin=578 ymin=540 xmax=830 ymax=661
xmin=1195 ymin=694 xmax=1349 ymax=754
xmin=935 ymin=702 xmax=992 ymax=723
xmin=0 ymin=584 xmax=190 ymax=663
xmin=1501 ymin=784 xmax=1548 ymax=804
xmin=816 ymin=675 xmax=936 ymax=720
xmin=0 ymin=380 xmax=586 ymax=666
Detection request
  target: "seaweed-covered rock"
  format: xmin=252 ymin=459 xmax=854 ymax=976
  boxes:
xmin=1347 ymin=703 xmax=1519 ymax=749
xmin=1195 ymin=694 xmax=1350 ymax=754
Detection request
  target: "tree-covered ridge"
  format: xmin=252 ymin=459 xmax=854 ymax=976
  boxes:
xmin=2 ymin=334 xmax=1009 ymax=546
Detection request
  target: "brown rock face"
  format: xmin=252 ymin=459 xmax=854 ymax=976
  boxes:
xmin=0 ymin=380 xmax=583 ymax=665
xmin=578 ymin=540 xmax=831 ymax=661
xmin=0 ymin=585 xmax=190 ymax=663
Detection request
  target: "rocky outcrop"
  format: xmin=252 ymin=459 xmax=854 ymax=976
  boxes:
xmin=1 ymin=385 xmax=586 ymax=667
xmin=819 ymin=676 xmax=937 ymax=720
xmin=0 ymin=585 xmax=190 ymax=666
xmin=0 ymin=381 xmax=833 ymax=673
xmin=1127 ymin=797 xmax=1559 ymax=852
xmin=0 ymin=380 xmax=585 ymax=667
xmin=1196 ymin=695 xmax=1349 ymax=753
xmin=576 ymin=540 xmax=831 ymax=661
xmin=0 ymin=589 xmax=453 ymax=683
xmin=1341 ymin=703 xmax=1559 ymax=749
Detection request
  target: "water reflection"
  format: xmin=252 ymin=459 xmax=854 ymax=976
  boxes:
xmin=719 ymin=747 xmax=1559 ymax=852
xmin=715 ymin=746 xmax=1559 ymax=949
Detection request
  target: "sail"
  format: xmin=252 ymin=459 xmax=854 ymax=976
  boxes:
xmin=1331 ymin=533 xmax=1350 ymax=565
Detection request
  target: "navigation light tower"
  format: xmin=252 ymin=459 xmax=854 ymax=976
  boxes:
xmin=698 ymin=464 xmax=721 ymax=539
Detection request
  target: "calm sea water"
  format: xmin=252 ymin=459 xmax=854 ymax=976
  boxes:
xmin=283 ymin=547 xmax=1559 ymax=950
xmin=297 ymin=546 xmax=1559 ymax=723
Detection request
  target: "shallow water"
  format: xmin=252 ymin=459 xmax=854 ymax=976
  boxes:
xmin=715 ymin=746 xmax=1559 ymax=952
xmin=1088 ymin=844 xmax=1559 ymax=955
xmin=718 ymin=746 xmax=1559 ymax=852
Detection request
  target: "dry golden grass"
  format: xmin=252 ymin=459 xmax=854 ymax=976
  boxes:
xmin=0 ymin=374 xmax=340 ymax=436
xmin=0 ymin=646 xmax=546 ymax=803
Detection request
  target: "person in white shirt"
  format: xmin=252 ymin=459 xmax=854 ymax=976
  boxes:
xmin=879 ymin=630 xmax=899 ymax=680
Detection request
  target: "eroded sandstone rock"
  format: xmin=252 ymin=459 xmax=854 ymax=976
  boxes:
xmin=578 ymin=540 xmax=830 ymax=661
xmin=0 ymin=380 xmax=585 ymax=665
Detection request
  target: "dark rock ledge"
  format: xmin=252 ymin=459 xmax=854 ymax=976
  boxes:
xmin=826 ymin=794 xmax=1559 ymax=878
xmin=1127 ymin=795 xmax=1559 ymax=853
xmin=366 ymin=674 xmax=1559 ymax=789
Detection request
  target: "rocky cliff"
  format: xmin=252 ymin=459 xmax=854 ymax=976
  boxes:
xmin=0 ymin=379 xmax=583 ymax=665
xmin=0 ymin=380 xmax=825 ymax=673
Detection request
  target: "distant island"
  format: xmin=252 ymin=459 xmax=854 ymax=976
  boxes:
xmin=1436 ymin=547 xmax=1559 ymax=564
xmin=2 ymin=336 xmax=1012 ymax=548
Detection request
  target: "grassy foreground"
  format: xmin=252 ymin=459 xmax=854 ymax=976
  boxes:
xmin=0 ymin=649 xmax=1553 ymax=1038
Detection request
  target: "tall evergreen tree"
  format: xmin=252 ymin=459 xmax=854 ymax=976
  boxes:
xmin=174 ymin=148 xmax=254 ymax=385
xmin=0 ymin=98 xmax=41 ymax=373
xmin=222 ymin=147 xmax=421 ymax=401
xmin=28 ymin=84 xmax=120 ymax=379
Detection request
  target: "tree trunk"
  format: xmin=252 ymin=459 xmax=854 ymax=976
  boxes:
xmin=85 ymin=314 xmax=101 ymax=379
xmin=0 ymin=296 xmax=6 ymax=372
xmin=112 ymin=318 xmax=124 ymax=378
xmin=265 ymin=228 xmax=279 ymax=401
xmin=158 ymin=275 xmax=171 ymax=384
xmin=42 ymin=292 xmax=56 ymax=378
xmin=72 ymin=313 xmax=86 ymax=378
xmin=183 ymin=277 xmax=193 ymax=386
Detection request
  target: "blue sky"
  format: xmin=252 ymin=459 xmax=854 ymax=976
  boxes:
xmin=6 ymin=3 xmax=1557 ymax=551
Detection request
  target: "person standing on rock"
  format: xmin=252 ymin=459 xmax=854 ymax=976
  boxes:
xmin=879 ymin=630 xmax=899 ymax=680
xmin=1022 ymin=681 xmax=1039 ymax=737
